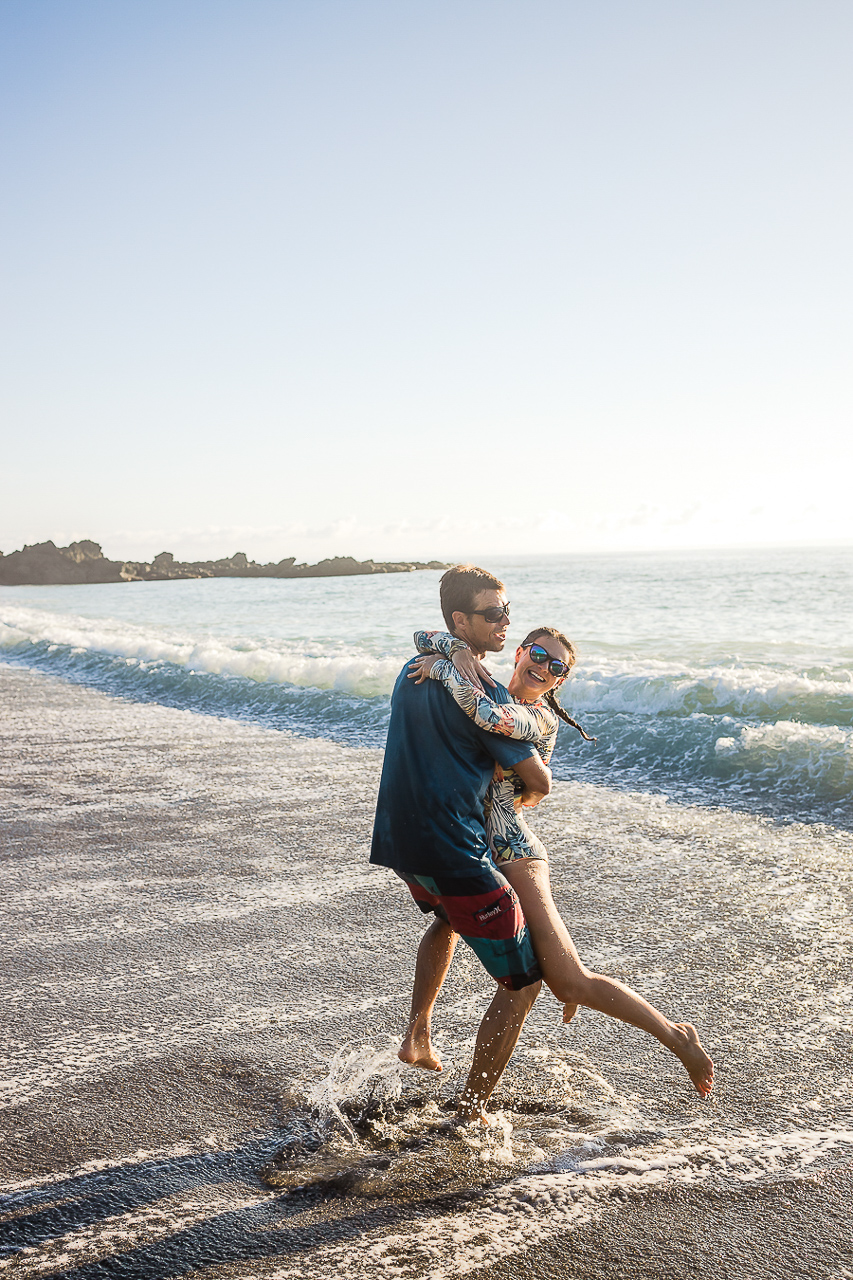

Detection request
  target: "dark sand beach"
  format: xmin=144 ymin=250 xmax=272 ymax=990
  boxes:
xmin=2 ymin=663 xmax=852 ymax=1278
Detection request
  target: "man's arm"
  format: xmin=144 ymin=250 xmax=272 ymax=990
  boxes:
xmin=511 ymin=753 xmax=552 ymax=808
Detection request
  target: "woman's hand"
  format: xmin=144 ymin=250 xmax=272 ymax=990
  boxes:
xmin=450 ymin=648 xmax=496 ymax=694
xmin=408 ymin=655 xmax=441 ymax=683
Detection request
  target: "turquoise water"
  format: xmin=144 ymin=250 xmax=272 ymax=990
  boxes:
xmin=2 ymin=546 xmax=851 ymax=824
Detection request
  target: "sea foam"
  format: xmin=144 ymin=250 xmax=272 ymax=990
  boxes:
xmin=0 ymin=606 xmax=401 ymax=696
xmin=3 ymin=596 xmax=852 ymax=821
xmin=3 ymin=605 xmax=851 ymax=722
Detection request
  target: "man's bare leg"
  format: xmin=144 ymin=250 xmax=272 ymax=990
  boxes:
xmin=457 ymin=979 xmax=541 ymax=1123
xmin=399 ymin=918 xmax=459 ymax=1072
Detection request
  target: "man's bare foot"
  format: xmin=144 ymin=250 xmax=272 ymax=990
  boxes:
xmin=455 ymin=1084 xmax=495 ymax=1126
xmin=398 ymin=1030 xmax=442 ymax=1072
xmin=455 ymin=1103 xmax=494 ymax=1127
xmin=670 ymin=1023 xmax=714 ymax=1097
xmin=562 ymin=1002 xmax=579 ymax=1024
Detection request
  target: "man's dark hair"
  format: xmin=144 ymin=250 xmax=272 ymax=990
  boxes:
xmin=440 ymin=564 xmax=505 ymax=631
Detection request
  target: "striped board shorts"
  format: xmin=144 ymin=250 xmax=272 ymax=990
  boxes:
xmin=396 ymin=866 xmax=541 ymax=991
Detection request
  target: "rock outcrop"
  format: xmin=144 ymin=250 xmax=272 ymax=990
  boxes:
xmin=0 ymin=541 xmax=449 ymax=586
xmin=0 ymin=541 xmax=127 ymax=585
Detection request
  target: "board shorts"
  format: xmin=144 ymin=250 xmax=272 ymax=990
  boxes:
xmin=397 ymin=865 xmax=541 ymax=990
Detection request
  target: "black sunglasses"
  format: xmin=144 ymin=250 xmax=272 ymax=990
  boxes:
xmin=527 ymin=643 xmax=571 ymax=679
xmin=469 ymin=602 xmax=511 ymax=624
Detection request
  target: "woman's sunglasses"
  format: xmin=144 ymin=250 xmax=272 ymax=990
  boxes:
xmin=527 ymin=643 xmax=571 ymax=679
xmin=469 ymin=603 xmax=511 ymax=624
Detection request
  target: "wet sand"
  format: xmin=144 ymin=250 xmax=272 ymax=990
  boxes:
xmin=2 ymin=663 xmax=852 ymax=1279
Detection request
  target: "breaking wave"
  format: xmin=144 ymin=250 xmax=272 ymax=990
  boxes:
xmin=1 ymin=602 xmax=851 ymax=824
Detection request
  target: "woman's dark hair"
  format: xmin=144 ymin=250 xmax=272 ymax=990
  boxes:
xmin=440 ymin=564 xmax=505 ymax=630
xmin=520 ymin=626 xmax=595 ymax=742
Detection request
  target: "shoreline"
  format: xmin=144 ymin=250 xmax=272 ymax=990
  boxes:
xmin=2 ymin=665 xmax=852 ymax=1278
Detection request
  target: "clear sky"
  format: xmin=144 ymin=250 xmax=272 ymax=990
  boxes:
xmin=2 ymin=0 xmax=851 ymax=564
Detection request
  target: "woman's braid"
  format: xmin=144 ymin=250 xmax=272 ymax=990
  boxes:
xmin=543 ymin=687 xmax=596 ymax=741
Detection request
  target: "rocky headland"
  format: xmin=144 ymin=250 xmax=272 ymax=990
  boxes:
xmin=0 ymin=540 xmax=450 ymax=586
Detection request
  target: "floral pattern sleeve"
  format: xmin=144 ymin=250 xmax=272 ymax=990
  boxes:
xmin=426 ymin=658 xmax=558 ymax=747
xmin=413 ymin=629 xmax=471 ymax=658
xmin=413 ymin=628 xmax=559 ymax=753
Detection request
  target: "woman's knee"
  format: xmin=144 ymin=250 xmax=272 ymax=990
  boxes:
xmin=548 ymin=968 xmax=594 ymax=1005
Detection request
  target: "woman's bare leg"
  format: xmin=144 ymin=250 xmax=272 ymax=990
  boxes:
xmin=503 ymin=859 xmax=714 ymax=1097
xmin=399 ymin=918 xmax=458 ymax=1071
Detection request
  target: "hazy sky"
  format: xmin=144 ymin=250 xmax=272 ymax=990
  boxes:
xmin=2 ymin=0 xmax=851 ymax=563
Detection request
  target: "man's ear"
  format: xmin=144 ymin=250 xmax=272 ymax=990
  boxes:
xmin=515 ymin=646 xmax=524 ymax=662
xmin=451 ymin=610 xmax=469 ymax=632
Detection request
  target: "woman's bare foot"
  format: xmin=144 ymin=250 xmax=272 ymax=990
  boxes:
xmin=670 ymin=1023 xmax=714 ymax=1097
xmin=398 ymin=1029 xmax=442 ymax=1072
xmin=562 ymin=1002 xmax=579 ymax=1024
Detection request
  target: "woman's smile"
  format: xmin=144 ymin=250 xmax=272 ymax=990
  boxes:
xmin=508 ymin=637 xmax=573 ymax=702
xmin=515 ymin=664 xmax=550 ymax=697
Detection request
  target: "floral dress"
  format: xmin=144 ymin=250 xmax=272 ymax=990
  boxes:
xmin=414 ymin=630 xmax=558 ymax=865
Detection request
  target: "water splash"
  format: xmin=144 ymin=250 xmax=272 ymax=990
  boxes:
xmin=306 ymin=1043 xmax=404 ymax=1142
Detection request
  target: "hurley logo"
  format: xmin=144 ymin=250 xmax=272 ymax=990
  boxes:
xmin=474 ymin=894 xmax=511 ymax=925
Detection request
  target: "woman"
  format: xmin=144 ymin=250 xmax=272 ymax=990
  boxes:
xmin=407 ymin=626 xmax=714 ymax=1099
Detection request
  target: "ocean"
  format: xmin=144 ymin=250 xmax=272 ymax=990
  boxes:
xmin=1 ymin=545 xmax=852 ymax=1278
xmin=2 ymin=546 xmax=851 ymax=826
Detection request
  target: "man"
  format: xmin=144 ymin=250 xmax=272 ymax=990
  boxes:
xmin=370 ymin=565 xmax=552 ymax=1122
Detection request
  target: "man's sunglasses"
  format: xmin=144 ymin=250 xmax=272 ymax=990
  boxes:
xmin=527 ymin=643 xmax=571 ymax=679
xmin=469 ymin=603 xmax=511 ymax=624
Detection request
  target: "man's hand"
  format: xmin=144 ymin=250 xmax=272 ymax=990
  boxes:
xmin=514 ymin=788 xmax=549 ymax=811
xmin=408 ymin=655 xmax=441 ymax=683
xmin=450 ymin=647 xmax=496 ymax=694
xmin=512 ymin=755 xmax=552 ymax=807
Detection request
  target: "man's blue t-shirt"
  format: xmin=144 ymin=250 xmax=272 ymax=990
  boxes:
xmin=370 ymin=659 xmax=535 ymax=877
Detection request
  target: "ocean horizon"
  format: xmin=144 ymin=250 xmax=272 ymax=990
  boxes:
xmin=2 ymin=544 xmax=851 ymax=828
